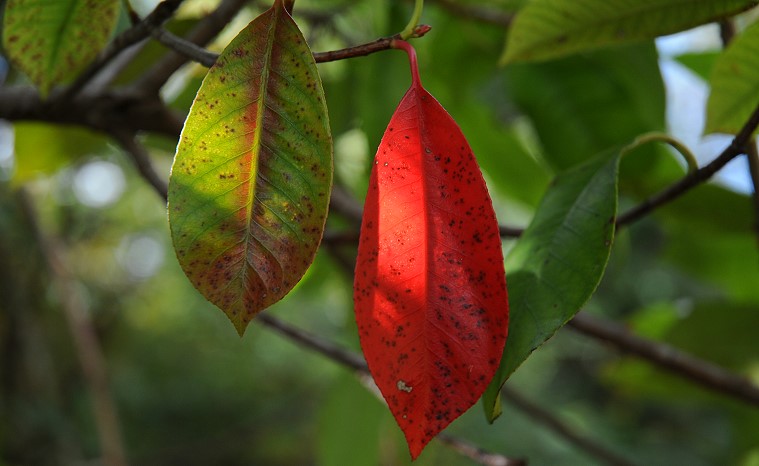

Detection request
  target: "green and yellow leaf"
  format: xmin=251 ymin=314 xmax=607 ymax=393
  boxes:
xmin=168 ymin=0 xmax=332 ymax=335
xmin=2 ymin=0 xmax=120 ymax=96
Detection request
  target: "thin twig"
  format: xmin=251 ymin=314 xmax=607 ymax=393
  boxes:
xmin=315 ymin=25 xmax=431 ymax=63
xmin=747 ymin=141 xmax=759 ymax=248
xmin=617 ymin=100 xmax=759 ymax=226
xmin=256 ymin=313 xmax=522 ymax=465
xmin=62 ymin=0 xmax=186 ymax=99
xmin=257 ymin=313 xmax=368 ymax=372
xmin=501 ymin=387 xmax=638 ymax=466
xmin=135 ymin=0 xmax=251 ymax=94
xmin=143 ymin=21 xmax=433 ymax=70
xmin=151 ymin=28 xmax=218 ymax=67
xmin=719 ymin=19 xmax=736 ymax=47
xmin=568 ymin=313 xmax=759 ymax=406
xmin=17 ymin=190 xmax=128 ymax=466
xmin=329 ymin=185 xmax=364 ymax=224
xmin=110 ymin=130 xmax=169 ymax=201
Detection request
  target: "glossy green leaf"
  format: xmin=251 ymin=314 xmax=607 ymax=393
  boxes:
xmin=507 ymin=44 xmax=665 ymax=170
xmin=168 ymin=0 xmax=332 ymax=335
xmin=2 ymin=0 xmax=120 ymax=96
xmin=502 ymin=0 xmax=758 ymax=64
xmin=483 ymin=151 xmax=620 ymax=421
xmin=11 ymin=122 xmax=107 ymax=184
xmin=705 ymin=19 xmax=759 ymax=135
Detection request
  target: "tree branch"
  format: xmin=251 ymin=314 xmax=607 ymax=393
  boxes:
xmin=143 ymin=21 xmax=433 ymax=70
xmin=110 ymin=130 xmax=169 ymax=201
xmin=568 ymin=313 xmax=759 ymax=406
xmin=746 ymin=141 xmax=759 ymax=249
xmin=0 ymin=86 xmax=184 ymax=138
xmin=501 ymin=387 xmax=638 ymax=466
xmin=17 ymin=189 xmax=128 ymax=466
xmin=150 ymin=28 xmax=219 ymax=67
xmin=617 ymin=100 xmax=759 ymax=226
xmin=135 ymin=0 xmax=253 ymax=94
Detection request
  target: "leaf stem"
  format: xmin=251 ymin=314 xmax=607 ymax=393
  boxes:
xmin=392 ymin=39 xmax=421 ymax=87
xmin=622 ymin=132 xmax=699 ymax=173
xmin=400 ymin=0 xmax=425 ymax=40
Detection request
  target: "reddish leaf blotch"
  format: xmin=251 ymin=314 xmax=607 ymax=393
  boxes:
xmin=353 ymin=40 xmax=509 ymax=459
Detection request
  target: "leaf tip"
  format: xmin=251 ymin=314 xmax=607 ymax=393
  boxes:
xmin=486 ymin=396 xmax=503 ymax=424
xmin=231 ymin=315 xmax=250 ymax=337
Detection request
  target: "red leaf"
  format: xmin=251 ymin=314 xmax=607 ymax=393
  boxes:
xmin=353 ymin=40 xmax=509 ymax=459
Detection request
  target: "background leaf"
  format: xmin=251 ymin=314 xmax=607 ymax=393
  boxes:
xmin=483 ymin=151 xmax=619 ymax=421
xmin=502 ymin=0 xmax=758 ymax=63
xmin=1 ymin=0 xmax=120 ymax=95
xmin=506 ymin=44 xmax=665 ymax=170
xmin=168 ymin=0 xmax=332 ymax=335
xmin=674 ymin=51 xmax=720 ymax=81
xmin=10 ymin=122 xmax=107 ymax=184
xmin=705 ymin=19 xmax=759 ymax=135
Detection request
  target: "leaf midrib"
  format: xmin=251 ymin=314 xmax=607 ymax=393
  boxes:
xmin=240 ymin=4 xmax=280 ymax=301
xmin=47 ymin=0 xmax=81 ymax=80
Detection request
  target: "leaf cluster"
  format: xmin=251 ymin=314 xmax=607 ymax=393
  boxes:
xmin=1 ymin=0 xmax=759 ymax=465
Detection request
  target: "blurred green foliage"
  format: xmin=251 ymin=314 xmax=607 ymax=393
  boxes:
xmin=1 ymin=0 xmax=759 ymax=465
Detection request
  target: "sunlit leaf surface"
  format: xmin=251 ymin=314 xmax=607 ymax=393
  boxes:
xmin=354 ymin=42 xmax=508 ymax=459
xmin=169 ymin=0 xmax=332 ymax=335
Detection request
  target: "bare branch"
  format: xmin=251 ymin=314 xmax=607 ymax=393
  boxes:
xmin=0 ymin=86 xmax=184 ymax=138
xmin=746 ymin=141 xmax=759 ymax=248
xmin=719 ymin=19 xmax=737 ymax=47
xmin=150 ymin=28 xmax=218 ymax=67
xmin=314 ymin=25 xmax=432 ymax=63
xmin=142 ymin=21 xmax=433 ymax=70
xmin=17 ymin=189 xmax=128 ymax=466
xmin=63 ymin=0 xmax=186 ymax=99
xmin=110 ymin=130 xmax=169 ymax=202
xmin=258 ymin=313 xmax=368 ymax=373
xmin=328 ymin=185 xmax=363 ymax=224
xmin=135 ymin=0 xmax=251 ymax=94
xmin=617 ymin=100 xmax=759 ymax=226
xmin=568 ymin=313 xmax=759 ymax=406
xmin=501 ymin=387 xmax=638 ymax=466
